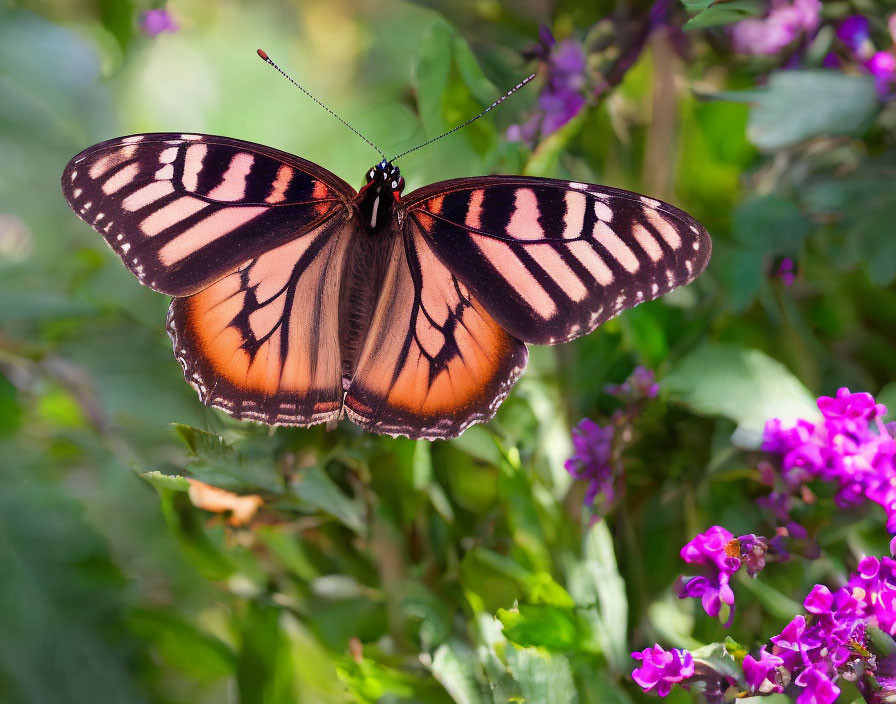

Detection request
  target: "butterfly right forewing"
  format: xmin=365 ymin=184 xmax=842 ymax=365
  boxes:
xmin=403 ymin=177 xmax=711 ymax=345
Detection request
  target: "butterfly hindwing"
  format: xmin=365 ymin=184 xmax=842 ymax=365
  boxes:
xmin=61 ymin=133 xmax=354 ymax=296
xmin=167 ymin=214 xmax=354 ymax=425
xmin=344 ymin=221 xmax=528 ymax=439
xmin=404 ymin=177 xmax=711 ymax=345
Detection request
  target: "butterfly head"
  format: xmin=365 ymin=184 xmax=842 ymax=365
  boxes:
xmin=365 ymin=160 xmax=405 ymax=196
xmin=357 ymin=160 xmax=405 ymax=235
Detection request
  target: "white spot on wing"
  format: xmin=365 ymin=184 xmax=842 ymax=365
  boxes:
xmin=640 ymin=195 xmax=661 ymax=208
xmin=569 ymin=182 xmax=588 ymax=190
xmin=122 ymin=135 xmax=145 ymax=143
xmin=593 ymin=200 xmax=613 ymax=222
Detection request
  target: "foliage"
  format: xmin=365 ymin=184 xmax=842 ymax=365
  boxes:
xmin=2 ymin=0 xmax=896 ymax=703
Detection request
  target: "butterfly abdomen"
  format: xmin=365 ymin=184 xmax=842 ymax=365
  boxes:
xmin=337 ymin=229 xmax=396 ymax=383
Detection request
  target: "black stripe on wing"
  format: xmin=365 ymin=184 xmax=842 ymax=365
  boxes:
xmin=403 ymin=177 xmax=711 ymax=345
xmin=61 ymin=133 xmax=355 ymax=297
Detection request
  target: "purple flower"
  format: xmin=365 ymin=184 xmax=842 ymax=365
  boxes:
xmin=730 ymin=0 xmax=821 ymax=56
xmin=631 ymin=645 xmax=694 ymax=696
xmin=678 ymin=526 xmax=739 ymax=622
xmin=565 ymin=418 xmax=615 ymax=507
xmin=778 ymin=257 xmax=796 ymax=286
xmin=867 ymin=51 xmax=896 ymax=95
xmin=508 ymin=28 xmax=587 ymax=143
xmin=804 ymin=584 xmax=833 ymax=613
xmin=139 ymin=8 xmax=178 ymax=37
xmin=743 ymin=647 xmax=784 ymax=694
xmin=794 ymin=667 xmax=840 ymax=704
xmin=836 ymin=16 xmax=873 ymax=59
xmin=761 ymin=388 xmax=896 ymax=533
xmin=605 ymin=366 xmax=659 ymax=401
xmin=874 ymin=653 xmax=896 ymax=700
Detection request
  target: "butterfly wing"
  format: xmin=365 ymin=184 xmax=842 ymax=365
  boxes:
xmin=167 ymin=215 xmax=354 ymax=425
xmin=61 ymin=133 xmax=355 ymax=296
xmin=62 ymin=133 xmax=358 ymax=425
xmin=344 ymin=222 xmax=528 ymax=440
xmin=402 ymin=177 xmax=711 ymax=345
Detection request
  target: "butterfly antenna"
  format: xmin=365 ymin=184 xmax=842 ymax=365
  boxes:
xmin=257 ymin=49 xmax=386 ymax=160
xmin=389 ymin=73 xmax=536 ymax=162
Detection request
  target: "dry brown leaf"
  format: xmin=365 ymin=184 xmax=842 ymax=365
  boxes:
xmin=186 ymin=479 xmax=264 ymax=526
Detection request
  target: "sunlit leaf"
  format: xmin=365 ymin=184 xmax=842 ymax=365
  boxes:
xmin=715 ymin=71 xmax=878 ymax=149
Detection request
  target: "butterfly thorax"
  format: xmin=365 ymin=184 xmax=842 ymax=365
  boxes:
xmin=356 ymin=160 xmax=405 ymax=235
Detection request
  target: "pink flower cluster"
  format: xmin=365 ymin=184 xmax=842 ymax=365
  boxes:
xmin=762 ymin=388 xmax=896 ymax=532
xmin=730 ymin=0 xmax=821 ymax=55
xmin=635 ymin=544 xmax=896 ymax=701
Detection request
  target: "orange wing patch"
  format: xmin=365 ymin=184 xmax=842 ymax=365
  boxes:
xmin=167 ymin=219 xmax=351 ymax=425
xmin=344 ymin=225 xmax=527 ymax=439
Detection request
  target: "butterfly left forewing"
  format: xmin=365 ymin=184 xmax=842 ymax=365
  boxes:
xmin=403 ymin=177 xmax=711 ymax=345
xmin=62 ymin=133 xmax=354 ymax=296
xmin=344 ymin=222 xmax=528 ymax=439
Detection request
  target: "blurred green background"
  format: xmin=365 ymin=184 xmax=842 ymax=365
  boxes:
xmin=2 ymin=0 xmax=896 ymax=702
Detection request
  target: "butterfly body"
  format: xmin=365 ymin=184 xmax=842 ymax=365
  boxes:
xmin=62 ymin=132 xmax=710 ymax=439
xmin=356 ymin=159 xmax=405 ymax=235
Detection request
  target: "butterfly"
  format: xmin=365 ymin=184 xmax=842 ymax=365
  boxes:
xmin=61 ymin=55 xmax=711 ymax=440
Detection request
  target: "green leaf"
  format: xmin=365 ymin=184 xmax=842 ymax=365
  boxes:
xmin=715 ymin=70 xmax=878 ymax=149
xmin=402 ymin=582 xmax=453 ymax=650
xmin=504 ymin=647 xmax=577 ymax=703
xmin=736 ymin=574 xmax=806 ymax=621
xmin=497 ymin=604 xmax=588 ymax=652
xmin=684 ymin=0 xmax=762 ymax=30
xmin=292 ymin=465 xmax=366 ymax=535
xmin=565 ymin=521 xmax=628 ymax=669
xmin=664 ymin=343 xmax=820 ymax=445
xmin=690 ymin=642 xmax=744 ymax=689
xmin=140 ymin=470 xmax=190 ymax=492
xmin=173 ymin=424 xmax=283 ymax=494
xmin=337 ymin=656 xmax=416 ymax=703
xmin=732 ymin=196 xmax=811 ymax=254
xmin=430 ymin=640 xmax=487 ymax=704
xmin=803 ymin=160 xmax=896 ymax=285
xmin=128 ymin=609 xmax=235 ymax=678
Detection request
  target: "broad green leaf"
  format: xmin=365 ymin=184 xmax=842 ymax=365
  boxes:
xmin=565 ymin=521 xmax=629 ymax=669
xmin=732 ymin=196 xmax=811 ymax=254
xmin=684 ymin=0 xmax=762 ymax=30
xmin=690 ymin=642 xmax=744 ymax=692
xmin=497 ymin=604 xmax=588 ymax=652
xmin=803 ymin=161 xmax=896 ymax=285
xmin=402 ymin=582 xmax=453 ymax=650
xmin=664 ymin=343 xmax=820 ymax=444
xmin=173 ymin=424 xmax=283 ymax=494
xmin=431 ymin=640 xmax=487 ymax=704
xmin=292 ymin=465 xmax=366 ymax=535
xmin=715 ymin=71 xmax=878 ymax=149
xmin=128 ymin=609 xmax=235 ymax=678
xmin=505 ymin=647 xmax=577 ymax=703
xmin=336 ymin=656 xmax=416 ymax=703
